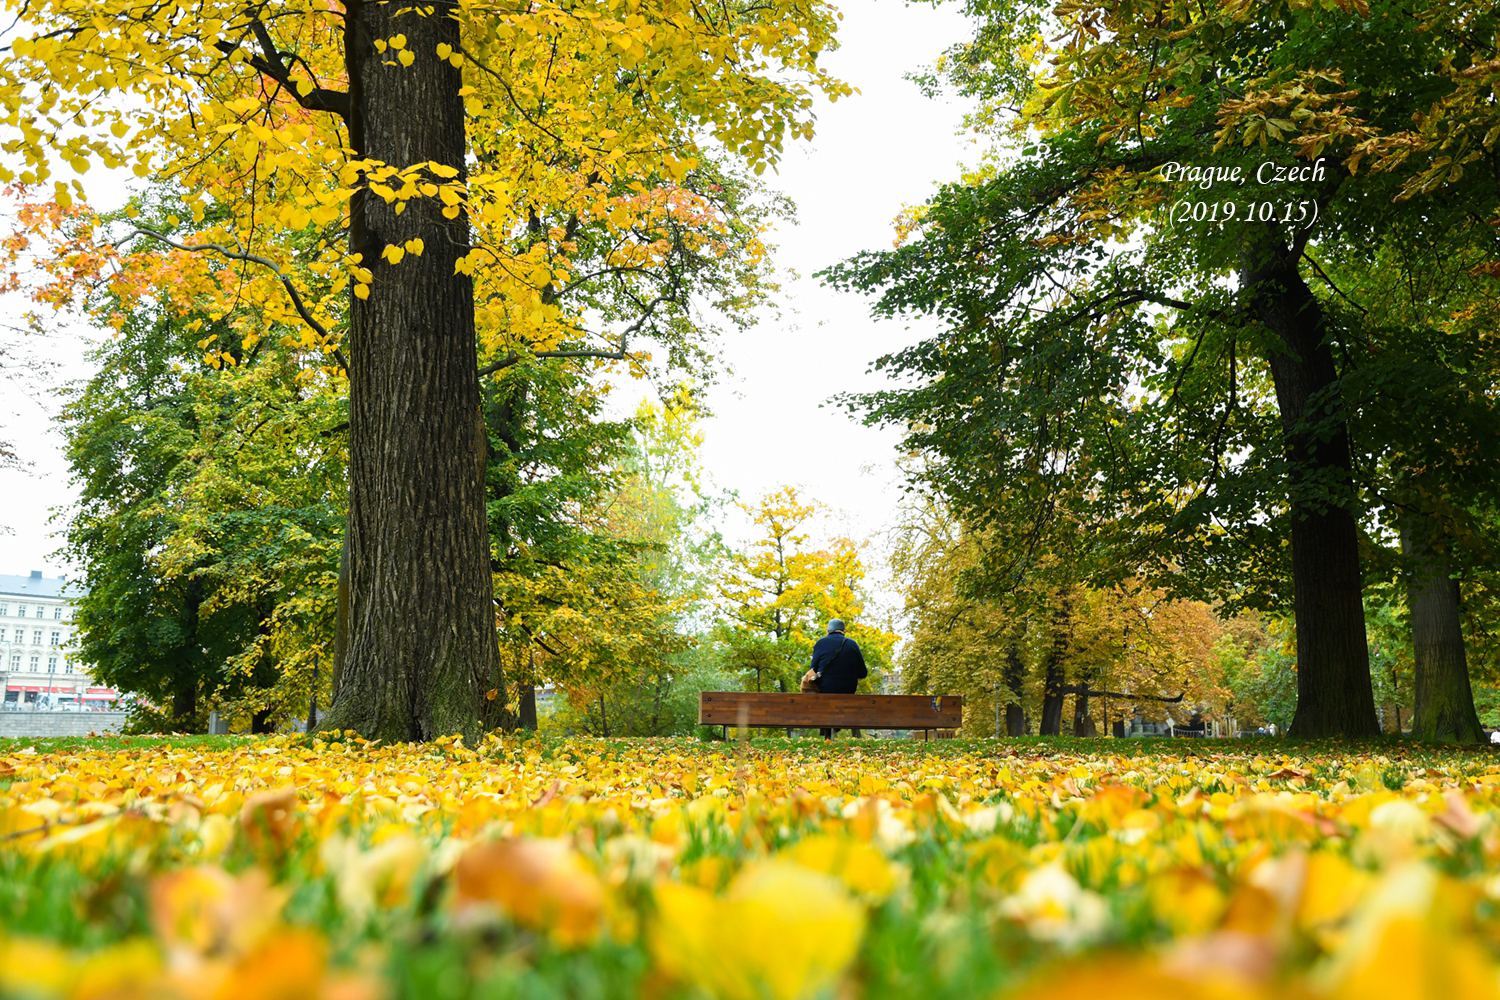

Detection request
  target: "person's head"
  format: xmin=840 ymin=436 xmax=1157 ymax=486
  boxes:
xmin=827 ymin=619 xmax=846 ymax=634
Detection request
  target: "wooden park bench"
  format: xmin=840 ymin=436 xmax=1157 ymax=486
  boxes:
xmin=698 ymin=691 xmax=963 ymax=740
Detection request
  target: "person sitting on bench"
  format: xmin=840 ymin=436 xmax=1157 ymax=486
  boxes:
xmin=808 ymin=619 xmax=867 ymax=738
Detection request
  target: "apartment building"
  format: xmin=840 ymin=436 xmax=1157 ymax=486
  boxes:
xmin=0 ymin=571 xmax=117 ymax=710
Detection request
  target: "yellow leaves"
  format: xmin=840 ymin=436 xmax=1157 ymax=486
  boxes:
xmin=0 ymin=937 xmax=74 ymax=996
xmin=381 ymin=244 xmax=405 ymax=265
xmin=9 ymin=738 xmax=1500 ymax=1000
xmin=150 ymin=866 xmax=288 ymax=961
xmin=322 ymin=832 xmax=428 ymax=917
xmin=397 ymin=49 xmax=415 ymax=67
xmin=650 ymin=861 xmax=864 ymax=1000
xmin=452 ymin=837 xmax=605 ymax=946
xmin=780 ymin=833 xmax=899 ymax=901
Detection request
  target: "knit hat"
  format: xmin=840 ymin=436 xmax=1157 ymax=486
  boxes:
xmin=827 ymin=619 xmax=846 ymax=634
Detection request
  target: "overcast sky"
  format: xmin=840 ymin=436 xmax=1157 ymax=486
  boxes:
xmin=0 ymin=0 xmax=978 ymax=597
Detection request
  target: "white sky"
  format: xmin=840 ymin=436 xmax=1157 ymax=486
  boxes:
xmin=0 ymin=0 xmax=979 ymax=599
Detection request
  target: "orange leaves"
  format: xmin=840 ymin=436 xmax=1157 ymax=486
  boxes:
xmin=239 ymin=787 xmax=302 ymax=859
xmin=452 ymin=837 xmax=606 ymax=946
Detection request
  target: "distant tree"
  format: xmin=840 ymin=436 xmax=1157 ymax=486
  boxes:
xmin=58 ymin=202 xmax=344 ymax=730
xmin=717 ymin=487 xmax=896 ymax=694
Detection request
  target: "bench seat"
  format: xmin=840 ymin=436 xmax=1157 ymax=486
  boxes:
xmin=698 ymin=691 xmax=963 ymax=737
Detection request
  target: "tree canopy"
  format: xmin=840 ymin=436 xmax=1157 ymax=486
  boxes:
xmin=825 ymin=0 xmax=1500 ymax=737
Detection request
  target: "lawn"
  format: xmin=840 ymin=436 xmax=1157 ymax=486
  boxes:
xmin=1 ymin=733 xmax=1497 ymax=999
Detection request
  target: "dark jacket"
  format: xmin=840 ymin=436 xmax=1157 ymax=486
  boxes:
xmin=809 ymin=632 xmax=867 ymax=694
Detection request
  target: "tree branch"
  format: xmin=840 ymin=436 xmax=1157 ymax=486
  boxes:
xmin=126 ymin=227 xmax=349 ymax=374
xmin=214 ymin=16 xmax=350 ymax=119
xmin=476 ymin=347 xmax=628 ymax=379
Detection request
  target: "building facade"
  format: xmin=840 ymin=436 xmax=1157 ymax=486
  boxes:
xmin=0 ymin=571 xmax=116 ymax=710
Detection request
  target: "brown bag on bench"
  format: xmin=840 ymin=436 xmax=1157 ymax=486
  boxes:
xmin=799 ymin=668 xmax=820 ymax=693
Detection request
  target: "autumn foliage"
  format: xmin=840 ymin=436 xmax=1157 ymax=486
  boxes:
xmin=4 ymin=735 xmax=1500 ymax=998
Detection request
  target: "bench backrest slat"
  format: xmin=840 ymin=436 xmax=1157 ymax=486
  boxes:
xmin=699 ymin=692 xmax=962 ymax=729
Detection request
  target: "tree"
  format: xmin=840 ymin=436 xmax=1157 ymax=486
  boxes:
xmin=717 ymin=487 xmax=895 ymax=694
xmin=56 ymin=200 xmax=345 ymax=730
xmin=488 ymin=388 xmax=713 ymax=734
xmin=1315 ymin=223 xmax=1500 ymax=742
xmin=825 ymin=0 xmax=1500 ymax=736
xmin=892 ymin=497 xmax=1232 ymax=737
xmin=1 ymin=0 xmax=847 ymax=740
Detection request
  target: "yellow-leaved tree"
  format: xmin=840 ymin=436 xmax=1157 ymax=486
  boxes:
xmin=0 ymin=0 xmax=848 ymax=739
xmin=717 ymin=487 xmax=897 ymax=694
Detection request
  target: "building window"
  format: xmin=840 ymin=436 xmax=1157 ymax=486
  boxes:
xmin=32 ymin=630 xmax=42 ymax=645
xmin=0 ymin=604 xmax=7 ymax=616
xmin=34 ymin=607 xmax=43 ymax=618
xmin=8 ymin=654 xmax=17 ymax=669
xmin=47 ymin=657 xmax=57 ymax=671
xmin=16 ymin=605 xmax=25 ymax=617
xmin=53 ymin=606 xmax=62 ymax=620
xmin=64 ymin=659 xmax=73 ymax=673
xmin=29 ymin=655 xmax=39 ymax=670
xmin=50 ymin=631 xmax=59 ymax=646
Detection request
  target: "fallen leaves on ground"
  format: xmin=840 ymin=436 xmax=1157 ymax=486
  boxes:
xmin=2 ymin=734 xmax=1500 ymax=999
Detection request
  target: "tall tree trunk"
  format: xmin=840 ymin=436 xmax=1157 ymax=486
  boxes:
xmin=1003 ymin=642 xmax=1026 ymax=736
xmin=1039 ymin=600 xmax=1070 ymax=736
xmin=171 ymin=682 xmax=197 ymax=729
xmin=1071 ymin=680 xmax=1097 ymax=737
xmin=517 ymin=683 xmax=538 ymax=731
xmin=1240 ymin=226 xmax=1378 ymax=737
xmin=172 ymin=572 xmax=205 ymax=731
xmin=1402 ymin=515 xmax=1483 ymax=743
xmin=321 ymin=0 xmax=502 ymax=742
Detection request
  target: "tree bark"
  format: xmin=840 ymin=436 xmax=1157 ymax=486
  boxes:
xmin=1039 ymin=600 xmax=1070 ymax=736
xmin=1240 ymin=225 xmax=1378 ymax=737
xmin=320 ymin=0 xmax=502 ymax=742
xmin=1401 ymin=515 xmax=1483 ymax=743
xmin=1071 ymin=682 xmax=1098 ymax=737
xmin=518 ymin=682 xmax=538 ymax=732
xmin=171 ymin=682 xmax=197 ymax=729
xmin=1003 ymin=642 xmax=1027 ymax=736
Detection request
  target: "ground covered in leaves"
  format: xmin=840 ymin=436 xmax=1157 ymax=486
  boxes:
xmin=2 ymin=733 xmax=1499 ymax=999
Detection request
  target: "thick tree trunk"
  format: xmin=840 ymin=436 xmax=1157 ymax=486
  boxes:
xmin=518 ymin=682 xmax=538 ymax=732
xmin=1402 ymin=516 xmax=1483 ymax=743
xmin=1071 ymin=684 xmax=1097 ymax=737
xmin=171 ymin=683 xmax=197 ymax=728
xmin=1003 ymin=642 xmax=1026 ymax=737
xmin=1240 ymin=226 xmax=1378 ymax=737
xmin=1039 ymin=601 xmax=1070 ymax=736
xmin=171 ymin=573 xmax=205 ymax=731
xmin=320 ymin=0 xmax=502 ymax=742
